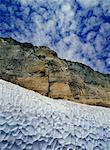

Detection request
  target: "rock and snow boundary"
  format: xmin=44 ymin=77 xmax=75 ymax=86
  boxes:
xmin=0 ymin=79 xmax=110 ymax=150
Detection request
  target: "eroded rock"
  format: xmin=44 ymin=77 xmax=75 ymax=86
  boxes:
xmin=49 ymin=82 xmax=72 ymax=99
xmin=17 ymin=76 xmax=49 ymax=95
xmin=0 ymin=37 xmax=110 ymax=107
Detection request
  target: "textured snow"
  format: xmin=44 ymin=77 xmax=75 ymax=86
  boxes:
xmin=0 ymin=79 xmax=110 ymax=150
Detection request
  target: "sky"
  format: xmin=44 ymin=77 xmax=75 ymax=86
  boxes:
xmin=0 ymin=0 xmax=110 ymax=74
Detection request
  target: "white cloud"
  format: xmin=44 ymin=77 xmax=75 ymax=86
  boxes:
xmin=61 ymin=3 xmax=72 ymax=12
xmin=19 ymin=0 xmax=33 ymax=5
xmin=106 ymin=58 xmax=110 ymax=66
xmin=77 ymin=0 xmax=100 ymax=8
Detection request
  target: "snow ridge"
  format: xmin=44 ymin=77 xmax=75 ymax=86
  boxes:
xmin=0 ymin=79 xmax=110 ymax=149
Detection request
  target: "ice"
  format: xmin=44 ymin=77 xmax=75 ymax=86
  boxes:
xmin=0 ymin=79 xmax=110 ymax=149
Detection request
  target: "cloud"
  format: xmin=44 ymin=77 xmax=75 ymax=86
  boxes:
xmin=77 ymin=0 xmax=100 ymax=8
xmin=19 ymin=0 xmax=33 ymax=5
xmin=0 ymin=0 xmax=110 ymax=73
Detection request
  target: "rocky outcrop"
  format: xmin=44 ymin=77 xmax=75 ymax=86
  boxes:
xmin=16 ymin=76 xmax=49 ymax=95
xmin=49 ymin=82 xmax=72 ymax=99
xmin=0 ymin=37 xmax=110 ymax=107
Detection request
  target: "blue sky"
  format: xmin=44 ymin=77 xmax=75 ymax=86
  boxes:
xmin=0 ymin=0 xmax=110 ymax=74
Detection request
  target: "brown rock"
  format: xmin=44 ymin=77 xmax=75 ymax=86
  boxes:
xmin=49 ymin=82 xmax=72 ymax=99
xmin=16 ymin=76 xmax=49 ymax=95
xmin=0 ymin=37 xmax=110 ymax=107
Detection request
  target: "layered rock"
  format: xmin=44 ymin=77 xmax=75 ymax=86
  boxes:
xmin=16 ymin=76 xmax=49 ymax=95
xmin=0 ymin=37 xmax=110 ymax=107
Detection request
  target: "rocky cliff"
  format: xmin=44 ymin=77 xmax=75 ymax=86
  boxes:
xmin=0 ymin=37 xmax=110 ymax=107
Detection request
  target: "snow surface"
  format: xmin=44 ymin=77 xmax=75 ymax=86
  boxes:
xmin=0 ymin=79 xmax=110 ymax=150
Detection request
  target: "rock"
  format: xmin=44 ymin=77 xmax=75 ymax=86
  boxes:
xmin=0 ymin=37 xmax=110 ymax=107
xmin=16 ymin=76 xmax=49 ymax=95
xmin=49 ymin=82 xmax=72 ymax=99
xmin=36 ymin=46 xmax=57 ymax=59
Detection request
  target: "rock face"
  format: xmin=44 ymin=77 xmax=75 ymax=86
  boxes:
xmin=0 ymin=79 xmax=110 ymax=149
xmin=0 ymin=37 xmax=110 ymax=107
xmin=49 ymin=82 xmax=72 ymax=99
xmin=16 ymin=77 xmax=49 ymax=95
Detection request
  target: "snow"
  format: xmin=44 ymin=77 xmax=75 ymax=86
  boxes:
xmin=0 ymin=79 xmax=110 ymax=149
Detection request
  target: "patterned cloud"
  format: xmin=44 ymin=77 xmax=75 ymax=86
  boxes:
xmin=0 ymin=0 xmax=110 ymax=73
